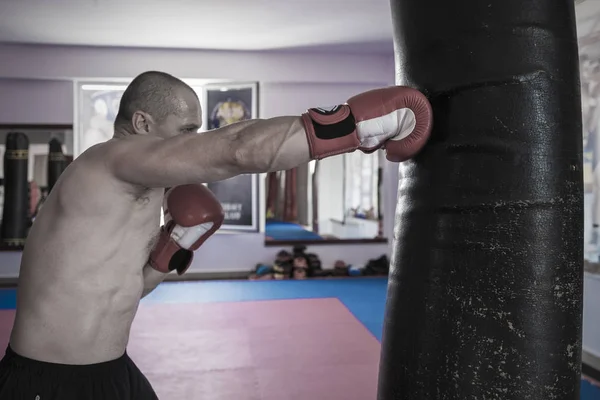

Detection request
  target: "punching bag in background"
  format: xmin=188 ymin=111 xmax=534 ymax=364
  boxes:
xmin=1 ymin=132 xmax=30 ymax=248
xmin=47 ymin=137 xmax=67 ymax=194
xmin=378 ymin=1 xmax=583 ymax=400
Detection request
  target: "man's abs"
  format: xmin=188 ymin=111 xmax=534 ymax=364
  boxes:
xmin=10 ymin=266 xmax=144 ymax=364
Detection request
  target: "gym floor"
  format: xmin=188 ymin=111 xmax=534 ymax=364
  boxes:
xmin=0 ymin=277 xmax=597 ymax=399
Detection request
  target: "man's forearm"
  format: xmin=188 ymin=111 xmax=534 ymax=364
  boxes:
xmin=141 ymin=264 xmax=168 ymax=298
xmin=225 ymin=116 xmax=312 ymax=174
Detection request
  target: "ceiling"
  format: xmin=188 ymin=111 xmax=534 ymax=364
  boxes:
xmin=0 ymin=0 xmax=394 ymax=53
xmin=0 ymin=0 xmax=598 ymax=55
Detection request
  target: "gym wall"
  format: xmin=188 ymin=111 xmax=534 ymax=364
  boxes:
xmin=0 ymin=79 xmax=72 ymax=125
xmin=0 ymin=43 xmax=397 ymax=277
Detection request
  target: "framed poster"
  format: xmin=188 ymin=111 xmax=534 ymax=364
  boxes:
xmin=74 ymin=81 xmax=128 ymax=157
xmin=203 ymin=82 xmax=259 ymax=232
xmin=203 ymin=82 xmax=257 ymax=130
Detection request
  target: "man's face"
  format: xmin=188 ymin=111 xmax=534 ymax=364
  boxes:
xmin=153 ymin=88 xmax=203 ymax=139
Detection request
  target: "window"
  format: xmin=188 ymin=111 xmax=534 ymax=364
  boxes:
xmin=344 ymin=151 xmax=379 ymax=220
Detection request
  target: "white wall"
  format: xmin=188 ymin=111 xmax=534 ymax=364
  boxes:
xmin=0 ymin=44 xmax=397 ymax=277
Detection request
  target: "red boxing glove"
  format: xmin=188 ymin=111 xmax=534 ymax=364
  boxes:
xmin=149 ymin=184 xmax=224 ymax=275
xmin=300 ymin=86 xmax=433 ymax=162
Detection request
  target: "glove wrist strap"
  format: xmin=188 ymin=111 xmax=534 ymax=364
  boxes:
xmin=301 ymin=105 xmax=361 ymax=160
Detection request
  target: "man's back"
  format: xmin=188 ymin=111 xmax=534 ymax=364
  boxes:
xmin=9 ymin=142 xmax=163 ymax=365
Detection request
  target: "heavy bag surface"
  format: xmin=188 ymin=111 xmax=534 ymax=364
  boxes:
xmin=378 ymin=0 xmax=583 ymax=399
xmin=1 ymin=132 xmax=30 ymax=247
xmin=47 ymin=137 xmax=67 ymax=194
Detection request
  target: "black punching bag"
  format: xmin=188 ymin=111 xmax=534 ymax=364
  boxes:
xmin=378 ymin=0 xmax=583 ymax=399
xmin=1 ymin=132 xmax=30 ymax=248
xmin=47 ymin=137 xmax=67 ymax=194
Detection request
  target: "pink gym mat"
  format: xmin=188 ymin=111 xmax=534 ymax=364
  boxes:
xmin=0 ymin=298 xmax=381 ymax=399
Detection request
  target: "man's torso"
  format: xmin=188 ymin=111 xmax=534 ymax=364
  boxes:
xmin=9 ymin=141 xmax=164 ymax=364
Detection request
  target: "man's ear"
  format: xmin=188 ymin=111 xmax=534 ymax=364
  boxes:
xmin=131 ymin=111 xmax=154 ymax=135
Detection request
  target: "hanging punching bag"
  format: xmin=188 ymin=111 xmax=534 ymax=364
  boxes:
xmin=47 ymin=137 xmax=67 ymax=194
xmin=1 ymin=132 xmax=30 ymax=248
xmin=378 ymin=1 xmax=583 ymax=399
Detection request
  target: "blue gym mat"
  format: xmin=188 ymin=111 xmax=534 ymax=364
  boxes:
xmin=265 ymin=219 xmax=324 ymax=241
xmin=0 ymin=278 xmax=597 ymax=398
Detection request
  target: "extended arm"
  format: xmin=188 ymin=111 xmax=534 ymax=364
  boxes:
xmin=107 ymin=86 xmax=433 ymax=188
xmin=108 ymin=116 xmax=310 ymax=188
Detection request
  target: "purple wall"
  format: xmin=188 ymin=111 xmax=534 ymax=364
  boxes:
xmin=0 ymin=79 xmax=73 ymax=125
xmin=0 ymin=44 xmax=394 ymax=83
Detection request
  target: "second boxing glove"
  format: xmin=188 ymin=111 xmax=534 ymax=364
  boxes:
xmin=301 ymin=86 xmax=433 ymax=162
xmin=149 ymin=184 xmax=224 ymax=275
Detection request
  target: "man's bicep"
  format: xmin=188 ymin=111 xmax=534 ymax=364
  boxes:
xmin=105 ymin=135 xmax=240 ymax=188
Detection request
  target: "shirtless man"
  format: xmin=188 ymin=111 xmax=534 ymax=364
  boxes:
xmin=0 ymin=71 xmax=432 ymax=399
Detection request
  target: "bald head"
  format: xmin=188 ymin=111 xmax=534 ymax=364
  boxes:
xmin=114 ymin=71 xmax=201 ymax=136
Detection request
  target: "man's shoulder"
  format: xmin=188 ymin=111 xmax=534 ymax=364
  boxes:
xmin=67 ymin=142 xmax=110 ymax=179
xmin=65 ymin=141 xmax=138 ymax=190
xmin=56 ymin=146 xmax=151 ymax=207
xmin=87 ymin=136 xmax=161 ymax=163
xmin=71 ymin=135 xmax=166 ymax=196
xmin=80 ymin=139 xmax=120 ymax=159
xmin=77 ymin=138 xmax=145 ymax=171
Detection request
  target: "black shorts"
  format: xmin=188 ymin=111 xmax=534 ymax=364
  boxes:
xmin=0 ymin=345 xmax=158 ymax=400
